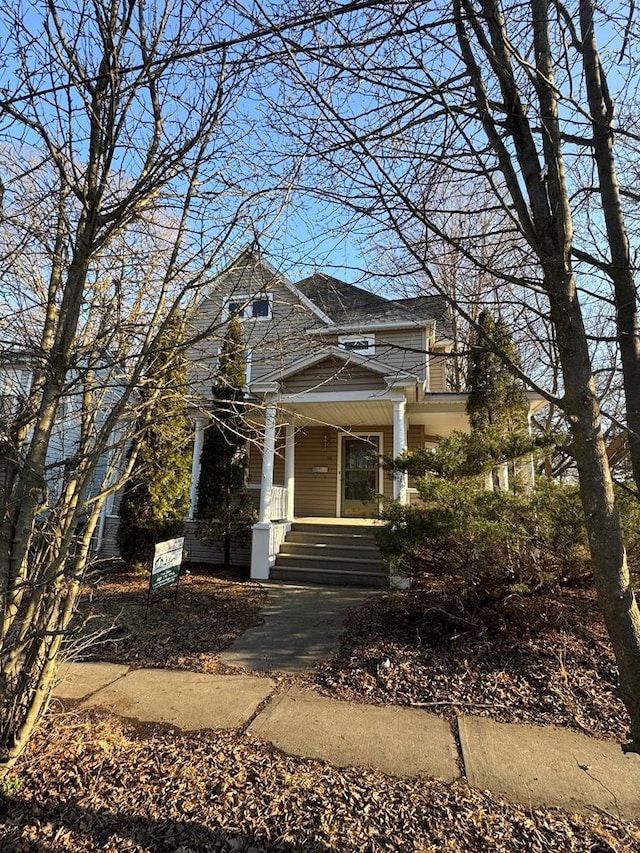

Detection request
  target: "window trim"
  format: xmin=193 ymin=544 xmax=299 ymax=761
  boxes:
xmin=338 ymin=333 xmax=376 ymax=356
xmin=226 ymin=293 xmax=273 ymax=321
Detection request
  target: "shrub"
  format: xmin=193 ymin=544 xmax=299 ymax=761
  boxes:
xmin=377 ymin=477 xmax=590 ymax=591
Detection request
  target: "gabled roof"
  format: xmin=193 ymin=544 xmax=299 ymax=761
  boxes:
xmin=198 ymin=246 xmax=335 ymax=327
xmin=295 ymin=272 xmax=450 ymax=333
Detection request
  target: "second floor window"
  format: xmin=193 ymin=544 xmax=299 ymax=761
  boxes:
xmin=227 ymin=294 xmax=272 ymax=321
xmin=338 ymin=334 xmax=375 ymax=356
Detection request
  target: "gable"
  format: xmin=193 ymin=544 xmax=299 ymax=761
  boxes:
xmin=280 ymin=356 xmax=387 ymax=395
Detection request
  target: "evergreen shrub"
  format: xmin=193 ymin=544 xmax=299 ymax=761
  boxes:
xmin=377 ymin=477 xmax=591 ymax=590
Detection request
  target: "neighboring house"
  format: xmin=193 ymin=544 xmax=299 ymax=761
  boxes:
xmin=182 ymin=247 xmax=479 ymax=581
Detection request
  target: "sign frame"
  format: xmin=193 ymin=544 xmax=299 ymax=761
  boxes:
xmin=146 ymin=536 xmax=184 ymax=617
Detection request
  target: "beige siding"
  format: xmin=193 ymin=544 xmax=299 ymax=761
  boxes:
xmin=375 ymin=328 xmax=428 ymax=380
xmin=317 ymin=328 xmax=428 ymax=381
xmin=408 ymin=424 xmax=424 ymax=451
xmin=281 ymin=357 xmax=387 ymax=395
xmin=294 ymin=426 xmax=339 ymax=516
xmin=293 ymin=424 xmax=394 ymax=517
xmin=429 ymin=349 xmax=448 ymax=392
xmin=187 ymin=257 xmax=319 ymax=401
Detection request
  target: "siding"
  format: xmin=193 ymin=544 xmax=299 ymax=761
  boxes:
xmin=374 ymin=328 xmax=428 ymax=380
xmin=187 ymin=257 xmax=319 ymax=401
xmin=294 ymin=426 xmax=339 ymax=516
xmin=99 ymin=486 xmax=260 ymax=568
xmin=317 ymin=328 xmax=428 ymax=381
xmin=294 ymin=424 xmax=395 ymax=517
xmin=429 ymin=349 xmax=448 ymax=392
xmin=281 ymin=357 xmax=387 ymax=395
xmin=408 ymin=423 xmax=424 ymax=451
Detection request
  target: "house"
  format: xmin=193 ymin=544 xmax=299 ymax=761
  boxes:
xmin=183 ymin=248 xmax=480 ymax=584
xmin=96 ymin=247 xmax=543 ymax=584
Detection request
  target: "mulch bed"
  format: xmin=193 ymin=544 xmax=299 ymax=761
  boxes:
xmin=312 ymin=575 xmax=629 ymax=742
xmin=72 ymin=563 xmax=267 ymax=674
xmin=2 ymin=712 xmax=639 ymax=852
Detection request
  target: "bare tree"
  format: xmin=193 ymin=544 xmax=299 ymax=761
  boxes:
xmin=261 ymin=0 xmax=640 ymax=749
xmin=0 ymin=0 xmax=291 ymax=773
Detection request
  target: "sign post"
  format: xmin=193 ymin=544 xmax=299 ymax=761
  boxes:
xmin=146 ymin=536 xmax=184 ymax=617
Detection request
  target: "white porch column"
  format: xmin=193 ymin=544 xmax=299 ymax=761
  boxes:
xmin=188 ymin=417 xmax=206 ymax=520
xmin=392 ymin=397 xmax=409 ymax=504
xmin=497 ymin=461 xmax=510 ymax=492
xmin=284 ymin=415 xmax=295 ymax=521
xmin=259 ymin=404 xmax=277 ymax=523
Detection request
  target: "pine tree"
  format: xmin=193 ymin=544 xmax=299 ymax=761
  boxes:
xmin=196 ymin=315 xmax=256 ymax=567
xmin=466 ymin=311 xmax=530 ymax=489
xmin=117 ymin=319 xmax=192 ymax=570
xmin=466 ymin=311 xmax=529 ymax=434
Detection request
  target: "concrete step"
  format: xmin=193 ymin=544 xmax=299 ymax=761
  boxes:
xmin=269 ymin=565 xmax=389 ymax=588
xmin=274 ymin=552 xmax=387 ymax=573
xmin=278 ymin=542 xmax=383 ymax=561
xmin=285 ymin=530 xmax=379 ymax=548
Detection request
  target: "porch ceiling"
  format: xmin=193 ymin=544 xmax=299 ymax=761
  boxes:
xmin=407 ymin=395 xmax=470 ymax=436
xmin=244 ymin=396 xmax=471 ymax=432
xmin=284 ymin=399 xmax=394 ymax=426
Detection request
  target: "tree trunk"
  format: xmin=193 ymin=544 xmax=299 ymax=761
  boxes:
xmin=578 ymin=0 xmax=640 ymax=494
xmin=549 ymin=261 xmax=640 ymax=749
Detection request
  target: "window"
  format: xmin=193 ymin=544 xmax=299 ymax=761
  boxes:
xmin=226 ymin=294 xmax=272 ymax=321
xmin=338 ymin=334 xmax=375 ymax=356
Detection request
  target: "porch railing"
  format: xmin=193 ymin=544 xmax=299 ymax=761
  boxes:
xmin=269 ymin=485 xmax=288 ymax=521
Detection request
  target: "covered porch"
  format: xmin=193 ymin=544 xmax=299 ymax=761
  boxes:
xmin=246 ymin=391 xmax=470 ymax=581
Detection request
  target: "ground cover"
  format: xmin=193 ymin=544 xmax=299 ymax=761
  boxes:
xmin=4 ymin=563 xmax=638 ymax=850
xmin=314 ymin=575 xmax=627 ymax=742
xmin=2 ymin=712 xmax=638 ymax=852
xmin=74 ymin=563 xmax=266 ymax=673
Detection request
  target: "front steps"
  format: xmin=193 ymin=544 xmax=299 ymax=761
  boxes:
xmin=270 ymin=521 xmax=389 ymax=588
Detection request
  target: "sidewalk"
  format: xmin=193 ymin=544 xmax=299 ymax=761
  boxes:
xmin=53 ymin=582 xmax=640 ymax=823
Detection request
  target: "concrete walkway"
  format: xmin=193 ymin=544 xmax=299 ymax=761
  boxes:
xmin=52 ymin=582 xmax=640 ymax=823
xmin=219 ymin=582 xmax=375 ymax=672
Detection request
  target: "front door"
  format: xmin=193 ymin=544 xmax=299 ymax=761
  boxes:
xmin=340 ymin=434 xmax=381 ymax=517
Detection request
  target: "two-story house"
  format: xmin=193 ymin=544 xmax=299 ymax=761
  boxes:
xmin=183 ymin=247 xmax=476 ymax=585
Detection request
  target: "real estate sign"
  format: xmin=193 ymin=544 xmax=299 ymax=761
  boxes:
xmin=150 ymin=537 xmax=184 ymax=593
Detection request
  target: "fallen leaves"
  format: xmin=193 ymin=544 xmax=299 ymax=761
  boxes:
xmin=312 ymin=577 xmax=629 ymax=742
xmin=72 ymin=564 xmax=266 ymax=674
xmin=3 ymin=713 xmax=639 ymax=852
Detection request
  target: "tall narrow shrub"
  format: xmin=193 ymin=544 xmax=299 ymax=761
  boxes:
xmin=118 ymin=319 xmax=192 ymax=570
xmin=197 ymin=316 xmax=256 ymax=567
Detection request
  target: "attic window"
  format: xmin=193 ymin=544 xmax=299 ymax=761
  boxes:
xmin=338 ymin=334 xmax=375 ymax=356
xmin=227 ymin=294 xmax=272 ymax=321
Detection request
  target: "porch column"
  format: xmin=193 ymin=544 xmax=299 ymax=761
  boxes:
xmin=188 ymin=416 xmax=206 ymax=520
xmin=496 ymin=461 xmax=510 ymax=492
xmin=518 ymin=411 xmax=536 ymax=494
xmin=284 ymin=415 xmax=295 ymax=521
xmin=392 ymin=397 xmax=409 ymax=504
xmin=259 ymin=404 xmax=277 ymax=523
